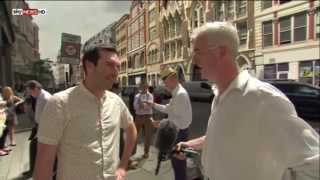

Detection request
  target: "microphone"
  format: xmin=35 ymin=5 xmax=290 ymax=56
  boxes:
xmin=154 ymin=120 xmax=199 ymax=175
xmin=154 ymin=119 xmax=177 ymax=175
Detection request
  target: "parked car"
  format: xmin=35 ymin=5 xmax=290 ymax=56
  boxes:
xmin=182 ymin=81 xmax=214 ymax=102
xmin=265 ymin=80 xmax=320 ymax=122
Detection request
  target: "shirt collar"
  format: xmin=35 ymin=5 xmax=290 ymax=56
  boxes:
xmin=171 ymin=84 xmax=181 ymax=97
xmin=215 ymin=70 xmax=250 ymax=103
xmin=79 ymin=82 xmax=108 ymax=102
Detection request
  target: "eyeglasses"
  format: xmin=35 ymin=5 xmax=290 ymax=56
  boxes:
xmin=192 ymin=46 xmax=220 ymax=57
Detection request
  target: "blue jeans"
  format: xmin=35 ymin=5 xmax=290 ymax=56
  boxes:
xmin=171 ymin=128 xmax=188 ymax=180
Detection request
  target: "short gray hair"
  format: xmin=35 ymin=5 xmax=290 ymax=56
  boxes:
xmin=191 ymin=22 xmax=240 ymax=58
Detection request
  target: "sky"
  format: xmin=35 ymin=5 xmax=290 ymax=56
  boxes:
xmin=27 ymin=1 xmax=131 ymax=62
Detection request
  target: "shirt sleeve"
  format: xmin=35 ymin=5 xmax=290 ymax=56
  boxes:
xmin=258 ymin=95 xmax=319 ymax=180
xmin=153 ymin=102 xmax=170 ymax=113
xmin=120 ymin=99 xmax=133 ymax=129
xmin=37 ymin=95 xmax=66 ymax=145
xmin=133 ymin=94 xmax=139 ymax=112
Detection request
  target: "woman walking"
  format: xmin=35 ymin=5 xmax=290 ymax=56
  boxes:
xmin=0 ymin=86 xmax=23 ymax=155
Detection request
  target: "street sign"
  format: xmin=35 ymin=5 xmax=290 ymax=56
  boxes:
xmin=60 ymin=33 xmax=81 ymax=65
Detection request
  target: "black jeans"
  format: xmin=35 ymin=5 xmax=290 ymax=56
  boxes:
xmin=171 ymin=128 xmax=189 ymax=180
xmin=29 ymin=124 xmax=38 ymax=172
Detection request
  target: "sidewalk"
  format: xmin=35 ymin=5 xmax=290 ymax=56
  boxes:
xmin=0 ymin=131 xmax=174 ymax=180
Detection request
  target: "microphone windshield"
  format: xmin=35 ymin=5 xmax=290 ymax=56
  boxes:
xmin=155 ymin=119 xmax=178 ymax=154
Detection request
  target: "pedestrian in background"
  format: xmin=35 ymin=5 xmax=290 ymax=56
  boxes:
xmin=23 ymin=80 xmax=52 ymax=177
xmin=0 ymin=86 xmax=23 ymax=155
xmin=147 ymin=67 xmax=192 ymax=180
xmin=133 ymin=81 xmax=154 ymax=159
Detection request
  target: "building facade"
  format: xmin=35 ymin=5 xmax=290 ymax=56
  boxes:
xmin=254 ymin=0 xmax=320 ymax=87
xmin=115 ymin=14 xmax=129 ymax=87
xmin=83 ymin=22 xmax=117 ymax=52
xmin=11 ymin=1 xmax=40 ymax=89
xmin=146 ymin=0 xmax=162 ymax=86
xmin=0 ymin=0 xmax=40 ymax=88
xmin=209 ymin=0 xmax=256 ymax=75
xmin=127 ymin=0 xmax=146 ymax=85
xmin=0 ymin=1 xmax=15 ymax=87
xmin=159 ymin=0 xmax=191 ymax=82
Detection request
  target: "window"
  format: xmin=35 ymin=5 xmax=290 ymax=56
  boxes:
xmin=316 ymin=9 xmax=320 ymax=39
xmin=277 ymin=63 xmax=289 ymax=79
xmin=237 ymin=22 xmax=247 ymax=45
xmin=165 ymin=43 xmax=169 ymax=60
xmin=140 ymin=30 xmax=144 ymax=45
xmin=199 ymin=8 xmax=204 ymax=26
xmin=148 ymin=8 xmax=156 ymax=23
xmin=215 ymin=1 xmax=224 ymax=21
xmin=155 ymin=49 xmax=158 ymax=62
xmin=294 ymin=13 xmax=306 ymax=42
xmin=149 ymin=26 xmax=157 ymax=41
xmin=140 ymin=52 xmax=144 ymax=68
xmin=226 ymin=0 xmax=235 ymax=19
xmin=177 ymin=40 xmax=182 ymax=58
xmin=261 ymin=0 xmax=272 ymax=10
xmin=264 ymin=63 xmax=289 ymax=80
xmin=192 ymin=3 xmax=204 ymax=29
xmin=192 ymin=9 xmax=198 ymax=29
xmin=280 ymin=16 xmax=291 ymax=44
xmin=175 ymin=15 xmax=182 ymax=36
xmin=299 ymin=60 xmax=320 ymax=87
xmin=169 ymin=16 xmax=175 ymax=38
xmin=279 ymin=0 xmax=291 ymax=4
xmin=170 ymin=42 xmax=176 ymax=59
xmin=236 ymin=0 xmax=247 ymax=18
xmin=148 ymin=49 xmax=158 ymax=64
xmin=264 ymin=64 xmax=277 ymax=79
xmin=163 ymin=19 xmax=169 ymax=40
xmin=263 ymin=21 xmax=273 ymax=47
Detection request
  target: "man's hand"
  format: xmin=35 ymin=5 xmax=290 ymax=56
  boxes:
xmin=172 ymin=141 xmax=190 ymax=160
xmin=145 ymin=101 xmax=154 ymax=107
xmin=115 ymin=167 xmax=127 ymax=180
xmin=152 ymin=120 xmax=160 ymax=128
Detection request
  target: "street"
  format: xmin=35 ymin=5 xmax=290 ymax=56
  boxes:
xmin=0 ymin=101 xmax=210 ymax=180
xmin=0 ymin=130 xmax=175 ymax=180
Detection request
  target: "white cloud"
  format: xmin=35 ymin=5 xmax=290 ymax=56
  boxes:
xmin=27 ymin=1 xmax=130 ymax=61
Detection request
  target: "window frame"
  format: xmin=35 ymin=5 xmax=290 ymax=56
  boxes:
xmin=316 ymin=8 xmax=320 ymax=39
xmin=236 ymin=0 xmax=247 ymax=18
xmin=262 ymin=21 xmax=273 ymax=47
xmin=261 ymin=0 xmax=272 ymax=10
xmin=237 ymin=21 xmax=248 ymax=46
xmin=293 ymin=12 xmax=307 ymax=42
xmin=279 ymin=16 xmax=292 ymax=45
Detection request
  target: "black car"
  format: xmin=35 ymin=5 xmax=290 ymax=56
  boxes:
xmin=182 ymin=81 xmax=214 ymax=102
xmin=266 ymin=80 xmax=320 ymax=122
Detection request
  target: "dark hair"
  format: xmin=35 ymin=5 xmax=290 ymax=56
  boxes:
xmin=82 ymin=45 xmax=118 ymax=74
xmin=25 ymin=80 xmax=42 ymax=90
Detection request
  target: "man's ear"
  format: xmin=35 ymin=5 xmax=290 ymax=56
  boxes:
xmin=85 ymin=60 xmax=94 ymax=73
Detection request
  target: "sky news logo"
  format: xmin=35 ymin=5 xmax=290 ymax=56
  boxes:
xmin=12 ymin=8 xmax=47 ymax=16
